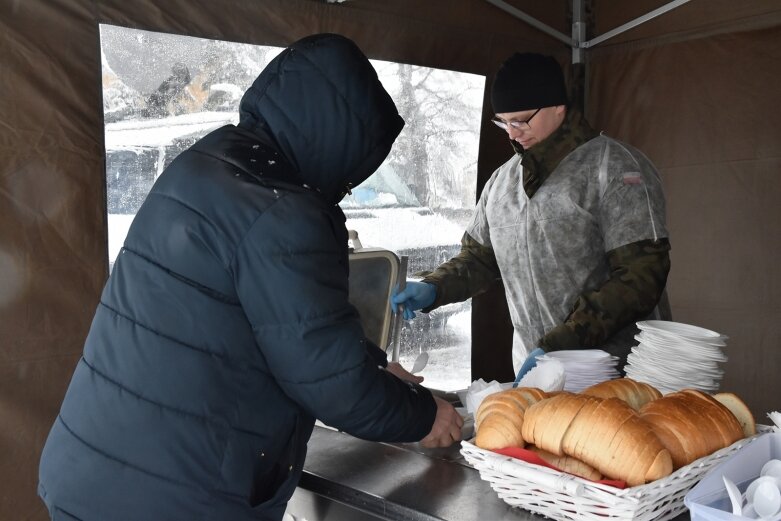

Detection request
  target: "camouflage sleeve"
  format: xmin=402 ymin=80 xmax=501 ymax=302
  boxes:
xmin=539 ymin=238 xmax=671 ymax=350
xmin=417 ymin=232 xmax=501 ymax=311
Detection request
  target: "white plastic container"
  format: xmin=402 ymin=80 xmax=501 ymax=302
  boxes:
xmin=685 ymin=431 xmax=781 ymax=521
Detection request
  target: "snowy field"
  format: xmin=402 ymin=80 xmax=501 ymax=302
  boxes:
xmin=108 ymin=213 xmax=473 ymax=392
xmin=398 ymin=310 xmax=471 ymax=392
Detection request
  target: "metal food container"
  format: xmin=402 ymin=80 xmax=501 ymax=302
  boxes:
xmin=347 ymin=230 xmax=402 ymax=354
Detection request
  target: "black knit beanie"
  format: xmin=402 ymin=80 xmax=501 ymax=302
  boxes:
xmin=490 ymin=53 xmax=568 ymax=113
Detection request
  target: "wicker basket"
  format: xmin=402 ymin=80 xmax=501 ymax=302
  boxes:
xmin=461 ymin=430 xmax=770 ymax=521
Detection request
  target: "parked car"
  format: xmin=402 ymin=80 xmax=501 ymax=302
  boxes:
xmin=340 ymin=164 xmax=466 ymax=274
xmin=340 ymin=164 xmax=471 ymax=343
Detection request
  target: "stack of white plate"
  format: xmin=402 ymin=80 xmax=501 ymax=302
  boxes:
xmin=624 ymin=320 xmax=728 ymax=395
xmin=534 ymin=350 xmax=620 ymax=393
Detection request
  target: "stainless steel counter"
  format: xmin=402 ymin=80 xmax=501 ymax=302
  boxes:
xmin=285 ymin=425 xmax=693 ymax=521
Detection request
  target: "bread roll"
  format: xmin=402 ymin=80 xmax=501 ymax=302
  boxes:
xmin=529 ymin=446 xmax=602 ymax=481
xmin=508 ymin=387 xmax=548 ymax=407
xmin=641 ymin=393 xmax=715 ymax=469
xmin=522 ymin=394 xmax=672 ymax=486
xmin=581 ymin=378 xmax=662 ymax=410
xmin=714 ymin=392 xmax=756 ymax=437
xmin=635 ymin=408 xmax=688 ymax=470
xmin=474 ymin=387 xmax=548 ymax=450
xmin=522 ymin=393 xmax=591 ymax=456
xmin=599 ymin=406 xmax=672 ymax=485
xmin=476 ymin=413 xmax=525 ymax=449
xmin=475 ymin=393 xmax=526 ymax=431
xmin=640 ymin=390 xmax=744 ymax=469
xmin=565 ymin=396 xmax=631 ymax=462
xmin=681 ymin=390 xmax=745 ymax=446
xmin=475 ymin=387 xmax=547 ymax=430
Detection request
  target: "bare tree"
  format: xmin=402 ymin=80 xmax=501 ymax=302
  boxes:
xmin=383 ymin=63 xmax=482 ymax=210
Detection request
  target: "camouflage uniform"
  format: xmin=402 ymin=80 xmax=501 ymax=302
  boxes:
xmin=420 ymin=109 xmax=671 ymax=372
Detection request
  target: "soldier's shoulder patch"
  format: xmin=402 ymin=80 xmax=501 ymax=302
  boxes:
xmin=622 ymin=172 xmax=644 ymax=185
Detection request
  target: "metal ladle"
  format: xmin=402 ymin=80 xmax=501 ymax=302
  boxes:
xmin=411 ymin=352 xmax=429 ymax=375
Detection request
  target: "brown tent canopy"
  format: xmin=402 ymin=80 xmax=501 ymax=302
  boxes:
xmin=2 ymin=1 xmax=780 ymax=518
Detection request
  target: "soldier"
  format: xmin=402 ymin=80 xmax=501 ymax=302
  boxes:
xmin=392 ymin=52 xmax=671 ymax=381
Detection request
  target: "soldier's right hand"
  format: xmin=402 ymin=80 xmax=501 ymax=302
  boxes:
xmin=390 ymin=281 xmax=436 ymax=320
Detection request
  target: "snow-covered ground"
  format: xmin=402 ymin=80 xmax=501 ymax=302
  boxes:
xmin=108 ymin=214 xmax=134 ymax=267
xmin=398 ymin=310 xmax=471 ymax=392
xmin=105 ymin=111 xmax=237 ymax=150
xmin=346 ymin=207 xmax=464 ymax=252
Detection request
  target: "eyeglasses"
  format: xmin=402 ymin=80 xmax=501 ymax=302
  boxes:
xmin=491 ymin=108 xmax=541 ymax=132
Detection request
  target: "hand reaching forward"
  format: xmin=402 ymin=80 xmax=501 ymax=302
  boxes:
xmin=385 ymin=361 xmax=424 ymax=384
xmin=420 ymin=396 xmax=464 ymax=448
xmin=390 ymin=281 xmax=436 ymax=320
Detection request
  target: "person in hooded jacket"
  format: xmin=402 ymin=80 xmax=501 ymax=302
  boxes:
xmin=392 ymin=52 xmax=671 ymax=382
xmin=38 ymin=33 xmax=462 ymax=521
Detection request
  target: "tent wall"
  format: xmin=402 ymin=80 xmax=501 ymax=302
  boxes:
xmin=1 ymin=0 xmax=779 ymax=519
xmin=587 ymin=22 xmax=781 ymax=425
xmin=0 ymin=0 xmax=561 ymax=518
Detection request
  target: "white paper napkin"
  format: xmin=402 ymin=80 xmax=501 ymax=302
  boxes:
xmin=462 ymin=379 xmax=505 ymax=415
xmin=768 ymin=411 xmax=781 ymax=432
xmin=518 ymin=358 xmax=566 ymax=392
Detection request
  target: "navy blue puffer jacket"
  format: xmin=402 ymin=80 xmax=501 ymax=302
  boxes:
xmin=38 ymin=34 xmax=436 ymax=521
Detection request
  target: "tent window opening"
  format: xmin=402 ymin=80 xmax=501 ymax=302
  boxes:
xmin=100 ymin=24 xmax=483 ymax=391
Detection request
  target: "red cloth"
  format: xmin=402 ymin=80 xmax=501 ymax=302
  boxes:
xmin=493 ymin=447 xmax=627 ymax=489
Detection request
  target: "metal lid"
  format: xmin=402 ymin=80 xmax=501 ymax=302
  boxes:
xmin=348 ymin=247 xmax=398 ymax=351
xmin=347 ymin=230 xmax=403 ymax=351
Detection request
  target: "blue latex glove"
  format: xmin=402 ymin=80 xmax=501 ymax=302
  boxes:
xmin=390 ymin=281 xmax=436 ymax=320
xmin=513 ymin=347 xmax=545 ymax=387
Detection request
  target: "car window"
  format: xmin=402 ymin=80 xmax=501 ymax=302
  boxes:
xmin=341 ymin=164 xmax=420 ymax=208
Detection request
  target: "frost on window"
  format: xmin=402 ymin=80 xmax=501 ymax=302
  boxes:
xmin=348 ymin=61 xmax=484 ymax=391
xmin=101 ymin=24 xmax=282 ymax=263
xmin=101 ymin=25 xmax=484 ymax=391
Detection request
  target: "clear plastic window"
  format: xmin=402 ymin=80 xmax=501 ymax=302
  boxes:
xmin=101 ymin=25 xmax=482 ymax=391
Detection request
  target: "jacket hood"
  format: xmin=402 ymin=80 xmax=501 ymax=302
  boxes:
xmin=238 ymin=33 xmax=404 ymax=204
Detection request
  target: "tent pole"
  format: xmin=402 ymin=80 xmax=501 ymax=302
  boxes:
xmin=486 ymin=0 xmax=692 ymax=53
xmin=572 ymin=0 xmax=586 ymax=64
xmin=583 ymin=0 xmax=692 ymax=48
xmin=484 ymin=0 xmax=574 ymax=47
